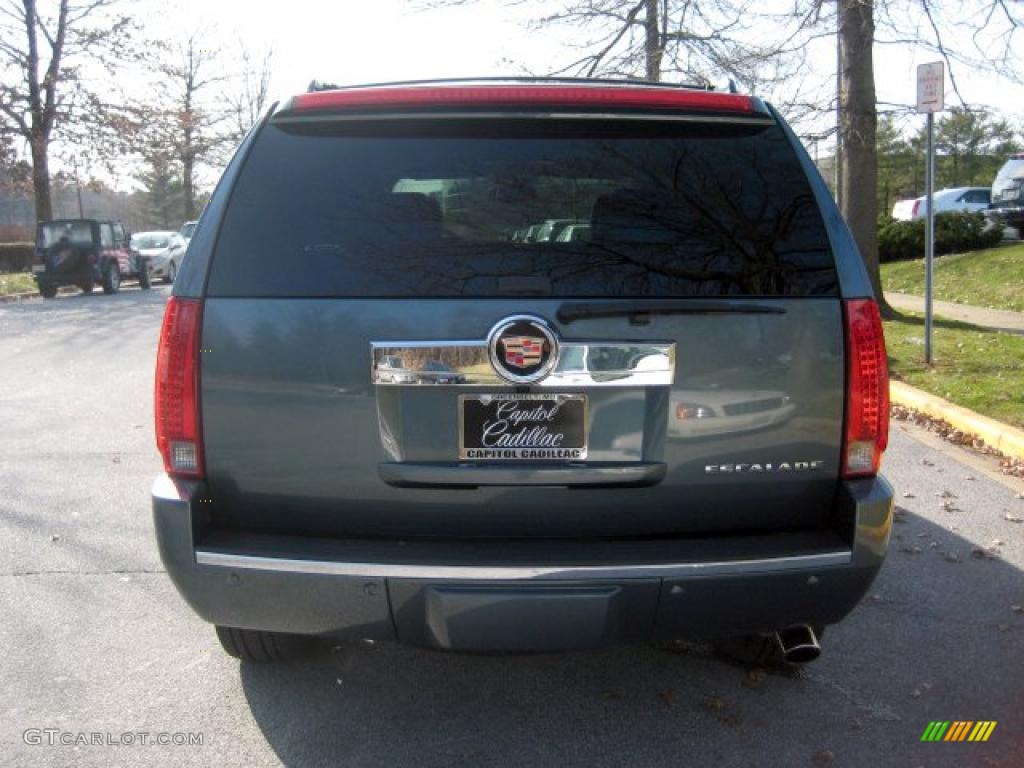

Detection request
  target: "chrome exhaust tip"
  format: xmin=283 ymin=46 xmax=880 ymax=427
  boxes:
xmin=775 ymin=625 xmax=821 ymax=665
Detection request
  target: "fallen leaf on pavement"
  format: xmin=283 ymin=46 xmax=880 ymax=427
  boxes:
xmin=813 ymin=749 xmax=835 ymax=766
xmin=703 ymin=697 xmax=726 ymax=713
xmin=743 ymin=667 xmax=769 ymax=688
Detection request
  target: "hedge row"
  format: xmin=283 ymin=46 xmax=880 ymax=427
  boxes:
xmin=0 ymin=243 xmax=33 ymax=273
xmin=878 ymin=211 xmax=1003 ymax=263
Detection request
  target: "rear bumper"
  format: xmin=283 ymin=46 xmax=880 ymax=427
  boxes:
xmin=153 ymin=474 xmax=893 ymax=651
xmin=35 ymin=266 xmax=99 ymax=287
xmin=988 ymin=204 xmax=1024 ymax=228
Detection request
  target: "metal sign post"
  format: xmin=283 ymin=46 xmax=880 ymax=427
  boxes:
xmin=917 ymin=61 xmax=944 ymax=365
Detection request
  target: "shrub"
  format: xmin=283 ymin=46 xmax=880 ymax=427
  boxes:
xmin=878 ymin=220 xmax=924 ymax=263
xmin=878 ymin=211 xmax=1003 ymax=263
xmin=0 ymin=242 xmax=33 ymax=273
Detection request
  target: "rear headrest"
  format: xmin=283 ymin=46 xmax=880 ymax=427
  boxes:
xmin=379 ymin=192 xmax=442 ymax=226
xmin=591 ymin=189 xmax=682 ymax=244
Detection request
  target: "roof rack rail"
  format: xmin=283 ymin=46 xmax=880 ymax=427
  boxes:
xmin=305 ymin=76 xmax=718 ymax=94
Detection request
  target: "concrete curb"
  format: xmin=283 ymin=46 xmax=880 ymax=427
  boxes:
xmin=0 ymin=286 xmax=77 ymax=304
xmin=890 ymin=380 xmax=1024 ymax=461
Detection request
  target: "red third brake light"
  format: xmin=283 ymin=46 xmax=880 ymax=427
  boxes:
xmin=155 ymin=297 xmax=204 ymax=478
xmin=842 ymin=299 xmax=890 ymax=479
xmin=291 ymin=85 xmax=755 ymax=115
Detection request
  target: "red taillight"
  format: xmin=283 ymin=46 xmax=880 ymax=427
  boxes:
xmin=911 ymin=199 xmax=921 ymax=218
xmin=291 ymin=85 xmax=754 ymax=115
xmin=842 ymin=299 xmax=890 ymax=479
xmin=155 ymin=297 xmax=204 ymax=478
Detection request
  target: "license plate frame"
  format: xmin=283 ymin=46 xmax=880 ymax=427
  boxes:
xmin=459 ymin=393 xmax=588 ymax=461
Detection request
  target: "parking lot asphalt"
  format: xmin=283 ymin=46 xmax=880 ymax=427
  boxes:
xmin=1 ymin=287 xmax=1022 ymax=768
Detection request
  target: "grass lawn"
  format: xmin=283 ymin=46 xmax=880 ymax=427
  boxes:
xmin=0 ymin=272 xmax=37 ymax=296
xmin=884 ymin=311 xmax=1024 ymax=429
xmin=881 ymin=242 xmax=1024 ymax=312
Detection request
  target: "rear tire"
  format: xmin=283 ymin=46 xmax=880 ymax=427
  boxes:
xmin=138 ymin=261 xmax=152 ymax=290
xmin=79 ymin=279 xmax=94 ymax=294
xmin=102 ymin=263 xmax=120 ymax=294
xmin=214 ymin=625 xmax=313 ymax=662
xmin=40 ymin=284 xmax=57 ymax=299
xmin=165 ymin=261 xmax=177 ymax=284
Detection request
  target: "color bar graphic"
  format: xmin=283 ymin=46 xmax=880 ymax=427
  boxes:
xmin=921 ymin=721 xmax=996 ymax=742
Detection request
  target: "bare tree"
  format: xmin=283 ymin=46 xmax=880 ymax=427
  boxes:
xmin=416 ymin=0 xmax=1022 ymax=314
xmin=147 ymin=32 xmax=232 ymax=221
xmin=0 ymin=0 xmax=136 ymax=221
xmin=418 ymin=0 xmax=806 ymax=88
xmin=818 ymin=0 xmax=1022 ymax=314
xmin=837 ymin=0 xmax=880 ymax=306
xmin=227 ymin=45 xmax=273 ymax=142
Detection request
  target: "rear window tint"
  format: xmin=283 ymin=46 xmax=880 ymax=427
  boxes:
xmin=208 ymin=118 xmax=837 ymax=297
xmin=995 ymin=158 xmax=1024 ymax=183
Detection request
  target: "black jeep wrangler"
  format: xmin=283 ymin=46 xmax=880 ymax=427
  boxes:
xmin=32 ymin=219 xmax=152 ymax=298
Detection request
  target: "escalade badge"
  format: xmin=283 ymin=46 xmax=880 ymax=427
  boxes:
xmin=487 ymin=315 xmax=559 ymax=384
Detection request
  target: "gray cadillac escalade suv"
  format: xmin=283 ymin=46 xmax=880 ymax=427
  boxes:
xmin=153 ymin=79 xmax=893 ymax=665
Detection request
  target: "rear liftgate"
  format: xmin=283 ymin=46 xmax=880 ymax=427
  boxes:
xmin=373 ymin=314 xmax=675 ymax=649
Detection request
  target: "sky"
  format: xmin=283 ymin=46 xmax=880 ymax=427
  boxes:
xmin=74 ymin=0 xmax=1024 ymax=189
xmin=148 ymin=0 xmax=1023 ymax=125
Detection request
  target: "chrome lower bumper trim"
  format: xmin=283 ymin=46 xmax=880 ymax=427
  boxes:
xmin=194 ymin=549 xmax=852 ymax=580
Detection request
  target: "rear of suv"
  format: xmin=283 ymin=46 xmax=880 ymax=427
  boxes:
xmin=989 ymin=153 xmax=1024 ymax=234
xmin=153 ymin=80 xmax=893 ymax=664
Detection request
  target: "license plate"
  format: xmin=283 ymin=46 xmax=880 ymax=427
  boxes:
xmin=459 ymin=393 xmax=587 ymax=460
xmin=31 ymin=265 xmax=45 ymax=273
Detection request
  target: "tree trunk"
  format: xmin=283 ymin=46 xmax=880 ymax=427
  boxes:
xmin=644 ymin=0 xmax=662 ymax=81
xmin=183 ymin=148 xmax=195 ymax=220
xmin=838 ymin=0 xmax=890 ymax=315
xmin=30 ymin=138 xmax=53 ymax=222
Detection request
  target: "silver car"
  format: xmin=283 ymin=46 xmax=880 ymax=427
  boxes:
xmin=130 ymin=231 xmax=186 ymax=283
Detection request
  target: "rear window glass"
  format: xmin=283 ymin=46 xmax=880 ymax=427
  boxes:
xmin=132 ymin=234 xmax=171 ymax=249
xmin=208 ymin=118 xmax=837 ymax=297
xmin=995 ymin=158 xmax=1024 ymax=184
xmin=39 ymin=221 xmax=93 ymax=248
